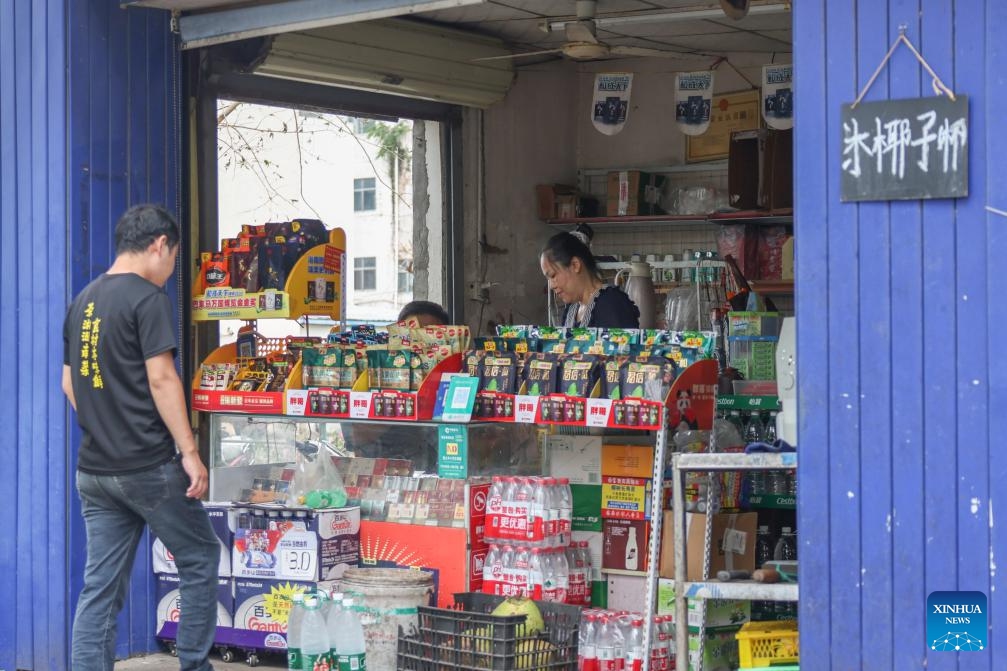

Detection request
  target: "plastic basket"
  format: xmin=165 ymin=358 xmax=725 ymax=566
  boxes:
xmin=736 ymin=620 xmax=799 ymax=668
xmin=397 ymin=593 xmax=580 ymax=671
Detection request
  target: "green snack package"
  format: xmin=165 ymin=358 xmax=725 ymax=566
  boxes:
xmin=481 ymin=352 xmax=518 ymax=394
xmin=602 ymin=328 xmax=637 ymax=356
xmin=620 ymin=356 xmax=679 ymax=402
xmin=496 ymin=324 xmax=530 ymax=338
xmin=601 ymin=357 xmax=626 ymax=400
xmin=522 ymin=353 xmax=559 ymax=396
xmin=379 ymin=349 xmax=412 ymax=391
xmin=559 ymin=354 xmax=600 ymax=398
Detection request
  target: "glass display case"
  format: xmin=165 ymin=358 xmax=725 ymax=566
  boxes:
xmin=207 ymin=413 xmax=543 ymax=502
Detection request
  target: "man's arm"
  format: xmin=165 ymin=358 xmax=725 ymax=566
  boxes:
xmin=146 ymin=352 xmax=207 ymax=499
xmin=62 ymin=365 xmax=77 ymax=411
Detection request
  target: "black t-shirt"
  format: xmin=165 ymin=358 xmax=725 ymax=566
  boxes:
xmin=63 ymin=273 xmax=178 ymax=474
xmin=563 ymin=286 xmax=641 ymax=329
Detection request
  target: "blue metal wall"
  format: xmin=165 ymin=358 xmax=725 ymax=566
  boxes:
xmin=0 ymin=1 xmax=179 ymax=668
xmin=795 ymin=0 xmax=1005 ymax=668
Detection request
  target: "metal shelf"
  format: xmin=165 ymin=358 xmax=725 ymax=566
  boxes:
xmin=675 ymin=452 xmax=797 ymax=471
xmin=682 ymin=580 xmax=799 ymax=602
xmin=546 ymin=210 xmax=793 ymax=229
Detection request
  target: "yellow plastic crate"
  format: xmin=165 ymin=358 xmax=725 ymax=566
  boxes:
xmin=735 ymin=620 xmax=799 ymax=668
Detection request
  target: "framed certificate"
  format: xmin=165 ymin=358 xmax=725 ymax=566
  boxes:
xmin=686 ymin=89 xmax=762 ymax=162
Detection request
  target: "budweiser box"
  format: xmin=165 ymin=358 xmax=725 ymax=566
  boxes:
xmin=232 ymin=506 xmax=360 ymax=582
xmin=153 ymin=502 xmax=236 ymax=577
xmin=155 ymin=574 xmax=234 ymax=639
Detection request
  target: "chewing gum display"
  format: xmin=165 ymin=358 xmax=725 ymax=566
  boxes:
xmin=559 ymin=355 xmax=601 ymax=398
xmin=620 ymin=356 xmax=677 ymax=402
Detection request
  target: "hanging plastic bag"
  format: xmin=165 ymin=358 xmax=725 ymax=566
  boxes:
xmin=289 ymin=440 xmax=348 ymax=509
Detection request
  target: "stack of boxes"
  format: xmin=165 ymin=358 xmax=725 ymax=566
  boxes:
xmin=152 ymin=502 xmax=360 ymax=649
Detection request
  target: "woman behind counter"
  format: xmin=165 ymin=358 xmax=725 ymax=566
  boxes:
xmin=540 ymin=225 xmax=641 ymax=329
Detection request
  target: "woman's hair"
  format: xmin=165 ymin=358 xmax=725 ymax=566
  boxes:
xmin=541 ymin=223 xmax=600 ymax=278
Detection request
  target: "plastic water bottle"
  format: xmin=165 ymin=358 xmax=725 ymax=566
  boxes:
xmin=331 ymin=597 xmax=367 ymax=671
xmin=529 ymin=548 xmax=546 ymax=600
xmin=531 ymin=477 xmax=549 ymax=545
xmin=299 ymin=595 xmax=330 ymax=671
xmin=579 ymin=541 xmax=594 ymax=606
xmin=650 ymin=615 xmax=668 ymax=671
xmin=596 ymin=617 xmax=621 ymax=671
xmin=498 ymin=545 xmax=515 ymax=597
xmin=512 ymin=546 xmax=530 ymax=598
xmin=545 ymin=477 xmax=561 ymax=544
xmin=566 ymin=544 xmax=585 ymax=606
xmin=774 ymin=526 xmax=798 ymax=561
xmin=579 ymin=613 xmax=599 ymax=671
xmin=660 ymin=616 xmax=675 ymax=669
xmin=483 ymin=544 xmax=501 ymax=595
xmin=624 ymin=619 xmax=644 ymax=671
xmin=744 ymin=413 xmax=763 ymax=445
xmin=515 ymin=478 xmax=535 ymax=543
xmin=557 ymin=478 xmax=573 ymax=546
xmin=286 ymin=592 xmax=307 ymax=671
xmin=486 ymin=477 xmax=505 ymax=542
xmin=553 ymin=546 xmax=570 ymax=604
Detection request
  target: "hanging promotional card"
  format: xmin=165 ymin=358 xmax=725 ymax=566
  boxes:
xmin=762 ymin=64 xmax=794 ymax=130
xmin=591 ymin=73 xmax=633 ymax=136
xmin=674 ymin=71 xmax=714 ymax=136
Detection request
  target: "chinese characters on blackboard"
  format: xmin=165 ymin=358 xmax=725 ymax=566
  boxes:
xmin=840 ymin=96 xmax=968 ymax=201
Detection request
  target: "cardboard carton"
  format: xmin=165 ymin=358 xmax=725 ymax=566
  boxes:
xmin=155 ymin=574 xmax=234 ymax=639
xmin=153 ymin=502 xmax=236 ymax=577
xmin=602 ymin=518 xmax=650 ymax=573
xmin=607 ymin=171 xmax=667 ymax=216
xmin=601 ymin=444 xmax=655 ymax=479
xmin=659 ymin=511 xmax=757 ymax=581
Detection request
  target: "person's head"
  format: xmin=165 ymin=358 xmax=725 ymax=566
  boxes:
xmin=114 ymin=204 xmax=180 ymax=286
xmin=540 ymin=224 xmax=601 ymax=305
xmin=398 ymin=300 xmax=450 ymax=327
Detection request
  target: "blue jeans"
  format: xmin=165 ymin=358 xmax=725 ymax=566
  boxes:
xmin=72 ymin=456 xmax=219 ymax=671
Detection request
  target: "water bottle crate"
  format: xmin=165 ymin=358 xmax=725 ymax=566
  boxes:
xmin=397 ymin=593 xmax=580 ymax=671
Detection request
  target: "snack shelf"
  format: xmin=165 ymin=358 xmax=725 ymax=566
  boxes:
xmin=716 ymin=395 xmax=781 ymax=411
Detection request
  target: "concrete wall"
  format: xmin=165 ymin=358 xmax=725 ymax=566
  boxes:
xmin=465 ymin=53 xmax=786 ymax=333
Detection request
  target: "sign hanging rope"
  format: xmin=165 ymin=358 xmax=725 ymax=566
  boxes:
xmin=852 ymin=26 xmax=956 ymax=108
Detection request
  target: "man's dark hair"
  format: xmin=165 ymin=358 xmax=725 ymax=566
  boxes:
xmin=115 ymin=204 xmax=180 ymax=255
xmin=398 ymin=300 xmax=450 ymax=325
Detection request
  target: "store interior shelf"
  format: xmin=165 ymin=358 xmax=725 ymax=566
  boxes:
xmin=682 ymin=580 xmax=799 ymax=602
xmin=545 ymin=209 xmax=793 ymax=229
xmin=675 ymin=452 xmax=797 ymax=471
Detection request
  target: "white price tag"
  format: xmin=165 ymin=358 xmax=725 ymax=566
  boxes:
xmin=585 ymin=398 xmax=613 ymax=427
xmin=286 ymin=390 xmax=309 ymax=416
xmin=279 ymin=547 xmax=317 ymax=580
xmin=514 ymin=395 xmax=539 ymax=424
xmin=349 ymin=391 xmax=373 ymax=419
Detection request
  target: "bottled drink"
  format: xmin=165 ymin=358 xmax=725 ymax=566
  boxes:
xmin=763 ymin=411 xmax=778 ymax=443
xmin=330 ymin=597 xmax=367 ymax=671
xmin=553 ymin=547 xmax=570 ymax=604
xmin=531 ymin=477 xmax=550 ymax=545
xmin=727 ymin=410 xmax=746 ymax=445
xmin=787 ymin=470 xmax=798 ymax=497
xmin=579 ymin=613 xmax=599 ymax=671
xmin=579 ymin=541 xmax=594 ymax=606
xmin=567 ymin=544 xmax=585 ymax=606
xmin=514 ymin=478 xmax=535 ymax=543
xmin=596 ymin=617 xmax=623 ymax=671
xmin=624 ymin=619 xmax=645 ymax=671
xmin=512 ymin=546 xmax=531 ymax=598
xmin=286 ymin=592 xmax=307 ymax=671
xmin=483 ymin=544 xmax=501 ymax=595
xmin=529 ymin=548 xmax=546 ymax=600
xmin=299 ymin=595 xmax=330 ymax=671
xmin=557 ymin=478 xmax=573 ymax=546
xmin=660 ymin=616 xmax=675 ymax=669
xmin=767 ymin=470 xmax=787 ymax=495
xmin=651 ymin=615 xmax=668 ymax=671
xmin=499 ymin=545 xmax=515 ymax=597
xmin=624 ymin=525 xmax=639 ymax=572
xmin=755 ymin=525 xmax=774 ymax=567
xmin=743 ymin=413 xmax=763 ymax=445
xmin=749 ymin=470 xmax=766 ymax=496
xmin=486 ymin=477 xmax=505 ymax=542
xmin=774 ymin=526 xmax=798 ymax=561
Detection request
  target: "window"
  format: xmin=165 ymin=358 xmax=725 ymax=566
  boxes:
xmin=353 ymin=177 xmax=376 ymax=211
xmin=354 ymin=257 xmax=377 ymax=291
xmin=398 ymin=259 xmax=413 ymax=294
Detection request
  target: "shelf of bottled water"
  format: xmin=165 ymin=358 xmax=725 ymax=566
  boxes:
xmin=482 ymin=540 xmax=593 ymax=605
xmin=578 ymin=608 xmax=675 ymax=671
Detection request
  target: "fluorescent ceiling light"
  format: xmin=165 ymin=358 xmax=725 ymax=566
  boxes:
xmin=546 ymin=2 xmax=790 ymax=32
xmin=178 ymin=0 xmax=486 ymax=50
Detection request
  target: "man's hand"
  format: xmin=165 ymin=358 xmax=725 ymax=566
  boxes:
xmin=181 ymin=452 xmax=209 ymax=499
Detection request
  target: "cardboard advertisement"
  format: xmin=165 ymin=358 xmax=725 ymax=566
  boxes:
xmin=231 ymin=507 xmax=360 ymax=581
xmin=155 ymin=574 xmax=234 ymax=639
xmin=602 ymin=518 xmax=650 ymax=574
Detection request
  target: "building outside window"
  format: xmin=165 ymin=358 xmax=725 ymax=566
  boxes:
xmin=354 ymin=256 xmax=377 ymax=291
xmin=398 ymin=259 xmax=413 ymax=293
xmin=354 ymin=177 xmax=376 ymax=211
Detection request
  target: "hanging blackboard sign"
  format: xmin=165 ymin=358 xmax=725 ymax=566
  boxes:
xmin=840 ymin=96 xmax=968 ymax=202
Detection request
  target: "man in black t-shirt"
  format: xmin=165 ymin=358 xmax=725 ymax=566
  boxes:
xmin=63 ymin=205 xmax=219 ymax=671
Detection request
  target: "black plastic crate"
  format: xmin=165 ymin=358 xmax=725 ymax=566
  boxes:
xmin=397 ymin=593 xmax=580 ymax=671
